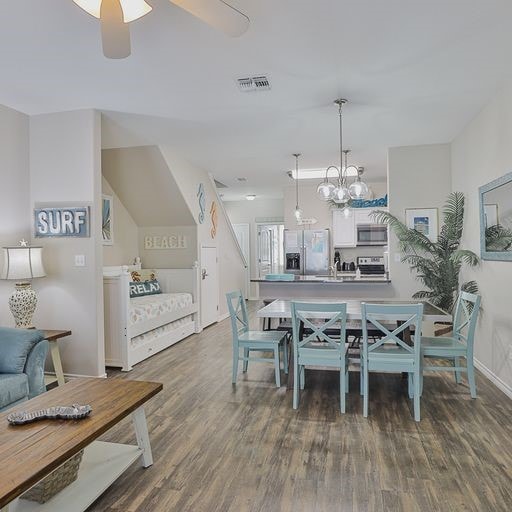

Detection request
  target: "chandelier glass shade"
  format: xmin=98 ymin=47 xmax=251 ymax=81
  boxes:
xmin=349 ymin=167 xmax=370 ymax=200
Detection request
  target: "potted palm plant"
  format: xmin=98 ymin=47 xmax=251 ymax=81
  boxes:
xmin=372 ymin=192 xmax=478 ymax=315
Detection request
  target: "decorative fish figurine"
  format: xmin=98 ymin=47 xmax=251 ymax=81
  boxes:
xmin=7 ymin=404 xmax=92 ymax=425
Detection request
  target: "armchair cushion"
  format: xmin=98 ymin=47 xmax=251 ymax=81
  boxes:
xmin=0 ymin=374 xmax=29 ymax=410
xmin=0 ymin=327 xmax=45 ymax=374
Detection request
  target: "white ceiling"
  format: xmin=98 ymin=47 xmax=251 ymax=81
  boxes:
xmin=2 ymin=1 xmax=512 ymax=200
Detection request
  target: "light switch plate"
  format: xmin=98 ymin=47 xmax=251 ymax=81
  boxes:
xmin=74 ymin=255 xmax=86 ymax=267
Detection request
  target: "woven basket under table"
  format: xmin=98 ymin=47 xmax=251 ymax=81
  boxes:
xmin=21 ymin=450 xmax=84 ymax=504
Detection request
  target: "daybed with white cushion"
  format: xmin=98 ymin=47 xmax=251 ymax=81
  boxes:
xmin=103 ymin=264 xmax=200 ymax=371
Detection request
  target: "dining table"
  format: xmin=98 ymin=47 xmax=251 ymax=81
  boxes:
xmin=256 ymin=298 xmax=452 ymax=389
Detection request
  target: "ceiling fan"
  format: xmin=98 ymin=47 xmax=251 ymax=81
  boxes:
xmin=73 ymin=0 xmax=250 ymax=59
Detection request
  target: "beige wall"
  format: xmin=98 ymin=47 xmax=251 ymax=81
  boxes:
xmin=160 ymin=147 xmax=246 ymax=318
xmin=102 ymin=176 xmax=139 ymax=266
xmin=224 ymin=199 xmax=284 ymax=299
xmin=102 ymin=146 xmax=195 ymax=226
xmin=0 ymin=105 xmax=30 ymax=326
xmin=387 ymin=144 xmax=452 ymax=299
xmin=451 ymin=84 xmax=512 ymax=392
xmin=138 ymin=226 xmax=197 ymax=269
xmin=30 ymin=110 xmax=105 ymax=378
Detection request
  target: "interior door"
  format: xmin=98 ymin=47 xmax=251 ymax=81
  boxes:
xmin=232 ymin=223 xmax=250 ymax=297
xmin=200 ymin=246 xmax=219 ymax=328
xmin=258 ymin=225 xmax=273 ymax=277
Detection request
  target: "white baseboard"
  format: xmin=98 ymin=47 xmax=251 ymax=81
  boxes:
xmin=474 ymin=358 xmax=512 ymax=400
xmin=217 ymin=312 xmax=230 ymax=322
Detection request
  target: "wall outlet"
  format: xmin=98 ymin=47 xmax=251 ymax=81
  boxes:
xmin=74 ymin=255 xmax=86 ymax=267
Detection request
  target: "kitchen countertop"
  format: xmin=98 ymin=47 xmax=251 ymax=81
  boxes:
xmin=252 ymin=274 xmax=391 ymax=284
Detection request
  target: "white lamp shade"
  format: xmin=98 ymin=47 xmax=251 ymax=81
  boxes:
xmin=1 ymin=247 xmax=46 ymax=280
xmin=72 ymin=0 xmax=152 ymax=23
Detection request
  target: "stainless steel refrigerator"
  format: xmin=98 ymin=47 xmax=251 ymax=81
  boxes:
xmin=284 ymin=229 xmax=330 ymax=275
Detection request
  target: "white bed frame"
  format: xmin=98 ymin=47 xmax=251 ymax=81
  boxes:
xmin=103 ymin=264 xmax=200 ymax=371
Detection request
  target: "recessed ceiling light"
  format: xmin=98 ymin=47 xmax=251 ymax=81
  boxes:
xmin=246 ymin=194 xmax=256 ymax=201
xmin=237 ymin=177 xmax=247 ymax=182
xmin=288 ymin=167 xmax=359 ymax=180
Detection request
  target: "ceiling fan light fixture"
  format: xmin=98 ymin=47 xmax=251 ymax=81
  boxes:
xmin=73 ymin=0 xmax=152 ymax=23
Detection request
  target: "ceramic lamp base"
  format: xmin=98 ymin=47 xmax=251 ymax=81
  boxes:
xmin=9 ymin=282 xmax=37 ymax=329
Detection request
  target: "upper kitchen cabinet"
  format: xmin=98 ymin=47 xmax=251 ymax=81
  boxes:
xmin=333 ymin=207 xmax=389 ymax=247
xmin=333 ymin=209 xmax=356 ymax=247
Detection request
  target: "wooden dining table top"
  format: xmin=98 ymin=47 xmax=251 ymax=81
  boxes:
xmin=257 ymin=298 xmax=451 ymax=323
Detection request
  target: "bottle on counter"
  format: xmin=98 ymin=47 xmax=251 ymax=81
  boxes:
xmin=355 ymin=267 xmax=361 ymax=280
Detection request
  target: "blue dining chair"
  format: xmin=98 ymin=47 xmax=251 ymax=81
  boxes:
xmin=226 ymin=291 xmax=288 ymax=387
xmin=361 ymin=303 xmax=424 ymax=421
xmin=290 ymin=302 xmax=349 ymax=413
xmin=421 ymin=291 xmax=481 ymax=398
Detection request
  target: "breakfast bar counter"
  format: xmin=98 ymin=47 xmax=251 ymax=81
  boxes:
xmin=252 ymin=274 xmax=393 ymax=300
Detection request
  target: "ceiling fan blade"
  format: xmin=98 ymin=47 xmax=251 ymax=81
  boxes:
xmin=169 ymin=0 xmax=250 ymax=37
xmin=100 ymin=0 xmax=131 ymax=59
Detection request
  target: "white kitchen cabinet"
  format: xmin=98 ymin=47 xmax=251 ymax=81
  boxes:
xmin=332 ymin=210 xmax=356 ymax=247
xmin=355 ymin=209 xmax=372 ymax=225
xmin=355 ymin=207 xmax=388 ymax=225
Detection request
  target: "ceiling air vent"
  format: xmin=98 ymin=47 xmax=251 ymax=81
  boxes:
xmin=237 ymin=75 xmax=271 ymax=92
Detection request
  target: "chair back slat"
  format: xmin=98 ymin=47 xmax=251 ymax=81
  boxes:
xmin=452 ymin=291 xmax=481 ymax=353
xmin=226 ymin=291 xmax=249 ymax=342
xmin=361 ymin=303 xmax=424 ymax=361
xmin=291 ymin=302 xmax=347 ymax=355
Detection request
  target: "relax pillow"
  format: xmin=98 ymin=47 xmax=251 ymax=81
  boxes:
xmin=0 ymin=327 xmax=45 ymax=374
xmin=130 ymin=280 xmax=162 ymax=298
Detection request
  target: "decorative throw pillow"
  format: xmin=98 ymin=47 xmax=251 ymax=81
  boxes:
xmin=129 ymin=280 xmax=162 ymax=298
xmin=131 ymin=269 xmax=156 ymax=282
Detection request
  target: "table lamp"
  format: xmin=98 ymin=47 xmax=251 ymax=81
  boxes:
xmin=1 ymin=240 xmax=46 ymax=328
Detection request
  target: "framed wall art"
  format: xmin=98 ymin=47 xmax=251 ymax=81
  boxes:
xmin=102 ymin=195 xmax=113 ymax=246
xmin=405 ymin=208 xmax=438 ymax=242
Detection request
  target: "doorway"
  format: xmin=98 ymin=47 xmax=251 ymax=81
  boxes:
xmin=200 ymin=246 xmax=219 ymax=328
xmin=257 ymin=224 xmax=284 ymax=278
xmin=232 ymin=223 xmax=250 ymax=297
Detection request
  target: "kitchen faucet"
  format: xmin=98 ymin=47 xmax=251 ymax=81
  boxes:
xmin=328 ymin=265 xmax=338 ymax=279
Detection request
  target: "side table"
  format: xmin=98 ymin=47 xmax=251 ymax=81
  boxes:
xmin=40 ymin=330 xmax=71 ymax=387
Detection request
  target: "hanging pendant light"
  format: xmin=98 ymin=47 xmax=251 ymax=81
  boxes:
xmin=293 ymin=153 xmax=303 ymax=222
xmin=349 ymin=166 xmax=370 ymax=200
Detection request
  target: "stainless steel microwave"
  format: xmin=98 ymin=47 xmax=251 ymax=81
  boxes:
xmin=356 ymin=224 xmax=388 ymax=246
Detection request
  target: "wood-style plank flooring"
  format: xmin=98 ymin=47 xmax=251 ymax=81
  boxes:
xmin=88 ymin=302 xmax=512 ymax=512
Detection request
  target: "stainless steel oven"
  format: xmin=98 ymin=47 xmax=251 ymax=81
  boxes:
xmin=356 ymin=224 xmax=388 ymax=246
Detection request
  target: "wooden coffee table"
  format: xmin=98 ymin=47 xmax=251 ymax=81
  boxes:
xmin=0 ymin=378 xmax=162 ymax=512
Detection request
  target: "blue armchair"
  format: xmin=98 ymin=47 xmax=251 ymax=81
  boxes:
xmin=0 ymin=327 xmax=48 ymax=412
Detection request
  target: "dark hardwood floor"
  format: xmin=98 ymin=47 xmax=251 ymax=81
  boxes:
xmin=89 ymin=302 xmax=512 ymax=512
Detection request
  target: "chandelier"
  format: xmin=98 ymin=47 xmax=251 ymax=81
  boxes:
xmin=316 ymin=99 xmax=369 ymax=205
